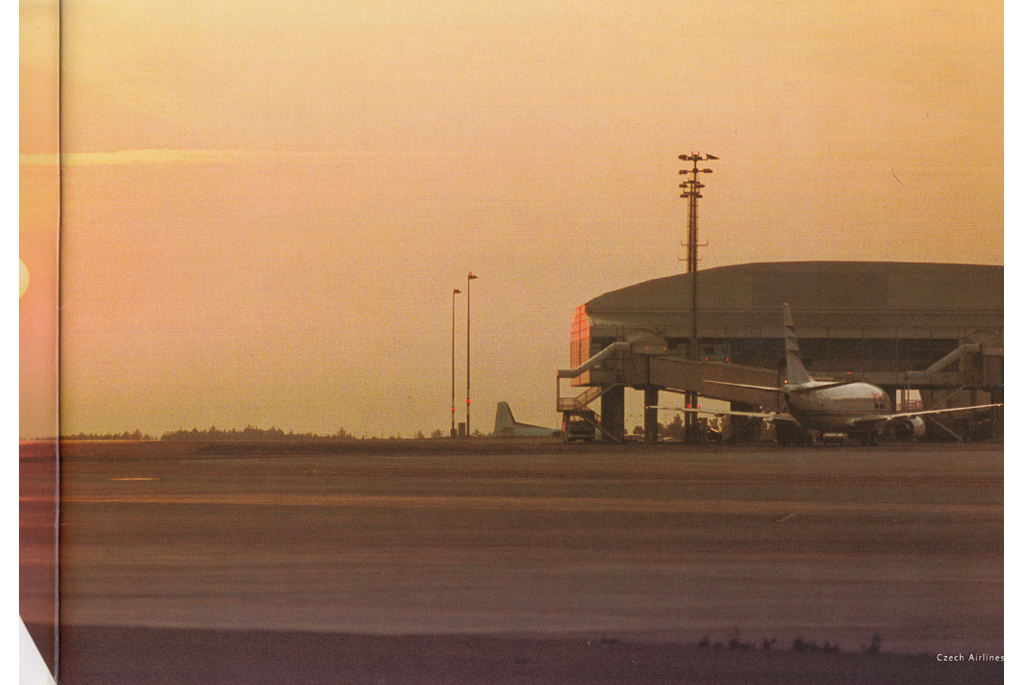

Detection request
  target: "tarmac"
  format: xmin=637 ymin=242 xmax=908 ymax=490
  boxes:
xmin=21 ymin=438 xmax=1004 ymax=683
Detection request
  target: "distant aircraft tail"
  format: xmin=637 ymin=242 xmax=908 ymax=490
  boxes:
xmin=492 ymin=402 xmax=558 ymax=437
xmin=493 ymin=401 xmax=516 ymax=435
xmin=783 ymin=304 xmax=814 ymax=385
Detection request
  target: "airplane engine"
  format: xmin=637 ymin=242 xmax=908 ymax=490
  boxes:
xmin=892 ymin=416 xmax=926 ymax=441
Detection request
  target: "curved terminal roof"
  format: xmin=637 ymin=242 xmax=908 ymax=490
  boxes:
xmin=584 ymin=262 xmax=1003 ymax=340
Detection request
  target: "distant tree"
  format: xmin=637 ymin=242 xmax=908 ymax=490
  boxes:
xmin=335 ymin=427 xmax=349 ymax=439
xmin=414 ymin=430 xmax=425 ymax=440
xmin=430 ymin=428 xmax=443 ymax=439
xmin=632 ymin=425 xmax=644 ymax=436
xmin=660 ymin=414 xmax=685 ymax=440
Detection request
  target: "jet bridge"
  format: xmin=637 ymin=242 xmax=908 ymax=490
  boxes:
xmin=557 ymin=341 xmax=782 ymax=443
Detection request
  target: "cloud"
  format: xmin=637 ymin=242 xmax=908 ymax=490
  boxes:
xmin=19 ymin=149 xmax=322 ymax=167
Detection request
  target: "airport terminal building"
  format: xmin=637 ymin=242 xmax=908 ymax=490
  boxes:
xmin=558 ymin=261 xmax=1003 ymax=442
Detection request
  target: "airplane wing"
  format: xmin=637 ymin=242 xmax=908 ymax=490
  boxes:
xmin=703 ymin=379 xmax=862 ymax=394
xmin=845 ymin=403 xmax=1003 ymax=428
xmin=649 ymin=405 xmax=798 ymax=423
xmin=702 ymin=380 xmax=781 ymax=393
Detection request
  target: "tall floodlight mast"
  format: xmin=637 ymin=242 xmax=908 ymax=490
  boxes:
xmin=678 ymin=153 xmax=717 ymax=443
xmin=451 ymin=287 xmax=462 ymax=437
xmin=466 ymin=271 xmax=478 ymax=436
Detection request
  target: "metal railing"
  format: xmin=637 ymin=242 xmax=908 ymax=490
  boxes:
xmin=557 ymin=386 xmax=603 ymax=412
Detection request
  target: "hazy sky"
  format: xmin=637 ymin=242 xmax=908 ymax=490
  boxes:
xmin=20 ymin=0 xmax=1002 ymax=438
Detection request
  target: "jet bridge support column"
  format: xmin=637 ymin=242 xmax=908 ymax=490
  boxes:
xmin=600 ymin=386 xmax=625 ymax=443
xmin=644 ymin=387 xmax=660 ymax=444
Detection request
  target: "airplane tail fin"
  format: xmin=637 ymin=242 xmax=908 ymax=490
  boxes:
xmin=783 ymin=304 xmax=814 ymax=385
xmin=493 ymin=401 xmax=515 ymax=435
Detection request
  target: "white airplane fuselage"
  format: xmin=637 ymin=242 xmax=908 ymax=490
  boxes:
xmin=783 ymin=381 xmax=891 ymax=434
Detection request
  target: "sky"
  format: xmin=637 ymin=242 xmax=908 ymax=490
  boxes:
xmin=20 ymin=0 xmax=1003 ymax=439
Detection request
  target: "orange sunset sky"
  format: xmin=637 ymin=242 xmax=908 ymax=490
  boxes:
xmin=21 ymin=1 xmax=1003 ymax=438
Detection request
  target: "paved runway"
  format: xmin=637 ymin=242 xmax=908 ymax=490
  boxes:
xmin=25 ymin=439 xmax=1004 ymax=683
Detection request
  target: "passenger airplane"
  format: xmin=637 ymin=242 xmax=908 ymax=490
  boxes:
xmin=491 ymin=402 xmax=559 ymax=437
xmin=655 ymin=304 xmax=1002 ymax=445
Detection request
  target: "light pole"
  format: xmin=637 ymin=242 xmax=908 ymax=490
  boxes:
xmin=451 ymin=287 xmax=462 ymax=437
xmin=678 ymin=152 xmax=717 ymax=443
xmin=466 ymin=272 xmax=478 ymax=435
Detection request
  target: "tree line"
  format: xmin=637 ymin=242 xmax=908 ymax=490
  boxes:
xmin=61 ymin=426 xmax=465 ymax=441
xmin=159 ymin=426 xmax=357 ymax=441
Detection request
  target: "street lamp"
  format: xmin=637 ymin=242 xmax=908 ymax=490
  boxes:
xmin=466 ymin=271 xmax=478 ymax=436
xmin=678 ymin=152 xmax=717 ymax=443
xmin=451 ymin=287 xmax=462 ymax=437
